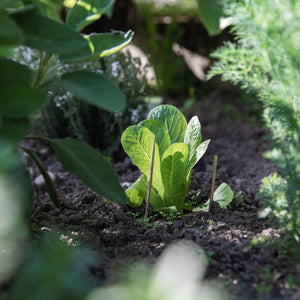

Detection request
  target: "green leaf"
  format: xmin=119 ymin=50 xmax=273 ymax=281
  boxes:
xmin=60 ymin=31 xmax=134 ymax=63
xmin=186 ymin=140 xmax=210 ymax=175
xmin=0 ymin=86 xmax=46 ymax=118
xmin=0 ymin=118 xmax=31 ymax=145
xmin=194 ymin=183 xmax=233 ymax=212
xmin=31 ymin=0 xmax=61 ymax=21
xmin=196 ymin=0 xmax=224 ymax=36
xmin=139 ymin=119 xmax=170 ymax=157
xmin=212 ymin=183 xmax=233 ymax=208
xmin=0 ymin=9 xmax=23 ymax=46
xmin=121 ymin=125 xmax=164 ymax=196
xmin=184 ymin=116 xmax=202 ymax=169
xmin=126 ymin=174 xmax=163 ymax=208
xmin=59 ymin=70 xmax=125 ymax=112
xmin=161 ymin=143 xmax=189 ymax=208
xmin=51 ymin=138 xmax=127 ymax=204
xmin=66 ymin=0 xmax=115 ymax=31
xmin=12 ymin=10 xmax=88 ymax=54
xmin=20 ymin=147 xmax=61 ymax=208
xmin=147 ymin=105 xmax=187 ymax=144
xmin=0 ymin=57 xmax=34 ymax=87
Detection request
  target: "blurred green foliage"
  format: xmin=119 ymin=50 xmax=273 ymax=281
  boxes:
xmin=210 ymin=0 xmax=300 ymax=243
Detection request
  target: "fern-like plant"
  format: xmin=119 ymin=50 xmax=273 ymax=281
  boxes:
xmin=209 ymin=0 xmax=300 ymax=242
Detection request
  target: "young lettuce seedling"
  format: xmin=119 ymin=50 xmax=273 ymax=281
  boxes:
xmin=121 ymin=105 xmax=232 ymax=213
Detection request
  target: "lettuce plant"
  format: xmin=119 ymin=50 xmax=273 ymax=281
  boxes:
xmin=122 ymin=105 xmax=232 ymax=212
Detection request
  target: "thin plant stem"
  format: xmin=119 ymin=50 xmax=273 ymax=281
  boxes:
xmin=145 ymin=136 xmax=156 ymax=218
xmin=209 ymin=155 xmax=218 ymax=212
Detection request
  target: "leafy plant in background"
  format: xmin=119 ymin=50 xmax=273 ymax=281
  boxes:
xmin=0 ymin=0 xmax=136 ymax=208
xmin=122 ymin=105 xmax=233 ymax=213
xmin=209 ymin=0 xmax=300 ymax=242
xmin=27 ymin=49 xmax=156 ymax=155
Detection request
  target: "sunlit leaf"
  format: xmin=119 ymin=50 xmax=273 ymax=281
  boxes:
xmin=66 ymin=0 xmax=115 ymax=31
xmin=148 ymin=105 xmax=187 ymax=144
xmin=60 ymin=31 xmax=134 ymax=62
xmin=121 ymin=125 xmax=164 ymax=196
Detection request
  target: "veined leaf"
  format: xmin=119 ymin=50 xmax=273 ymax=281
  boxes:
xmin=60 ymin=31 xmax=134 ymax=63
xmin=186 ymin=139 xmax=210 ymax=175
xmin=66 ymin=0 xmax=115 ymax=32
xmin=139 ymin=119 xmax=171 ymax=157
xmin=161 ymin=143 xmax=189 ymax=208
xmin=0 ymin=10 xmax=23 ymax=46
xmin=121 ymin=125 xmax=164 ymax=196
xmin=59 ymin=70 xmax=125 ymax=112
xmin=0 ymin=86 xmax=46 ymax=118
xmin=148 ymin=105 xmax=187 ymax=144
xmin=12 ymin=10 xmax=88 ymax=54
xmin=212 ymin=183 xmax=233 ymax=208
xmin=0 ymin=57 xmax=34 ymax=88
xmin=194 ymin=183 xmax=233 ymax=212
xmin=51 ymin=138 xmax=127 ymax=204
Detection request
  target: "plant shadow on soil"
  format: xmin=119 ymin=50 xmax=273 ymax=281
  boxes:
xmin=27 ymin=88 xmax=299 ymax=300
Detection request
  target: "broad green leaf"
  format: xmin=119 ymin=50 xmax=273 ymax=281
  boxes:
xmin=196 ymin=0 xmax=224 ymax=36
xmin=20 ymin=147 xmax=60 ymax=208
xmin=0 ymin=10 xmax=23 ymax=46
xmin=59 ymin=70 xmax=125 ymax=112
xmin=121 ymin=125 xmax=164 ymax=196
xmin=60 ymin=31 xmax=134 ymax=63
xmin=0 ymin=57 xmax=34 ymax=87
xmin=51 ymin=138 xmax=127 ymax=204
xmin=66 ymin=0 xmax=115 ymax=31
xmin=12 ymin=10 xmax=88 ymax=54
xmin=0 ymin=86 xmax=46 ymax=118
xmin=147 ymin=105 xmax=187 ymax=144
xmin=139 ymin=119 xmax=170 ymax=157
xmin=212 ymin=183 xmax=233 ymax=208
xmin=0 ymin=118 xmax=31 ymax=145
xmin=186 ymin=139 xmax=210 ymax=175
xmin=161 ymin=143 xmax=189 ymax=208
xmin=184 ymin=116 xmax=202 ymax=169
xmin=126 ymin=174 xmax=163 ymax=209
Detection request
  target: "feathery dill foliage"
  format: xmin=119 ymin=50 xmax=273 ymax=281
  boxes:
xmin=209 ymin=0 xmax=300 ymax=242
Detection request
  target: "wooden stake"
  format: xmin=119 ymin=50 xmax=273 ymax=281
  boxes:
xmin=145 ymin=136 xmax=156 ymax=218
xmin=209 ymin=155 xmax=218 ymax=212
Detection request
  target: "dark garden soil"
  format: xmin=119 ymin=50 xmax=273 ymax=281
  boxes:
xmin=26 ymin=89 xmax=300 ymax=300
